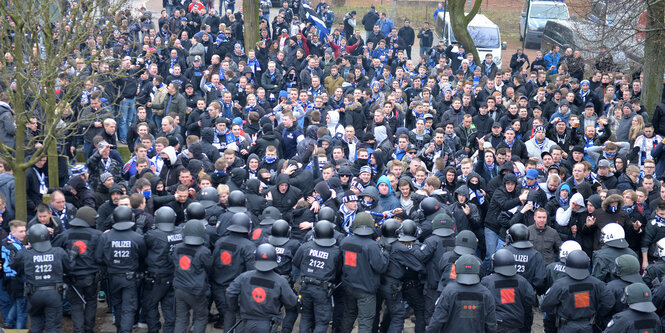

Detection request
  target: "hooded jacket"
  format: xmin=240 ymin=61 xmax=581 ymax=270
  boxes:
xmin=376 ymin=175 xmax=400 ymax=211
xmin=160 ymin=146 xmax=185 ymax=188
xmin=0 ymin=173 xmax=15 ymax=220
xmin=67 ymin=176 xmax=96 ymax=209
xmin=485 ymin=175 xmax=521 ymax=235
xmin=250 ymin=126 xmax=283 ymax=158
xmin=244 ymin=178 xmax=267 ymax=217
xmin=358 ymin=186 xmax=384 ymax=225
xmin=591 ymin=194 xmax=631 ymax=250
xmin=199 ymin=127 xmax=221 ymax=163
xmin=268 ymin=173 xmax=302 ymax=214
xmin=448 ymin=185 xmax=482 ymax=234
xmin=96 ymin=184 xmax=123 ymax=231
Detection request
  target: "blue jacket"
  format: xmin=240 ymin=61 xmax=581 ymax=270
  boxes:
xmin=543 ymin=51 xmax=561 ymax=74
xmin=376 ymin=175 xmax=400 ymax=211
xmin=376 ymin=18 xmax=394 ymax=36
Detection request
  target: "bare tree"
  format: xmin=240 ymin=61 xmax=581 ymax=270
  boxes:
xmin=448 ymin=0 xmax=483 ymax=64
xmin=0 ymin=0 xmax=129 ymax=220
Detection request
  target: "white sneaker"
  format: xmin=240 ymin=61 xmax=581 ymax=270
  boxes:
xmin=137 ymin=322 xmax=148 ymax=328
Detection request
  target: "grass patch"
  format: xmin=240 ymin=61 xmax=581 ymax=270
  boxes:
xmin=482 ymin=8 xmax=521 ymax=43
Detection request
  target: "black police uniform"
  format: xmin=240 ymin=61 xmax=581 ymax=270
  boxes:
xmin=421 ymin=233 xmax=455 ymax=320
xmin=250 ymin=224 xmax=272 ymax=246
xmin=270 ymin=235 xmax=300 ymax=333
xmin=226 ymin=269 xmax=298 ymax=331
xmin=540 ymin=275 xmax=614 ymax=332
xmin=436 ymin=250 xmax=486 ymax=291
xmin=52 ymin=220 xmax=102 ymax=333
xmin=398 ymin=242 xmax=427 ymax=332
xmin=591 ymin=245 xmax=638 ymax=283
xmin=603 ymin=309 xmax=663 ymax=333
xmin=339 ymin=234 xmax=389 ymax=332
xmin=216 ymin=210 xmax=260 ymax=237
xmin=292 ymin=239 xmax=342 ymax=333
xmin=543 ymin=260 xmax=567 ymax=333
xmin=481 ymin=272 xmax=537 ymax=332
xmin=143 ymin=226 xmax=183 ymax=333
xmin=172 ymin=242 xmax=213 ymax=333
xmin=644 ymin=259 xmax=665 ymax=288
xmin=95 ymin=225 xmax=146 ymax=333
xmin=11 ymin=243 xmax=70 ymax=331
xmin=211 ymin=232 xmax=256 ymax=330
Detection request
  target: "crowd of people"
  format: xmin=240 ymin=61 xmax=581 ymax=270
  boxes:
xmin=1 ymin=0 xmax=665 ymax=332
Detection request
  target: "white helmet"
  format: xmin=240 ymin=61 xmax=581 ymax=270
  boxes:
xmin=657 ymin=238 xmax=665 ymax=258
xmin=559 ymin=240 xmax=582 ymax=263
xmin=601 ymin=223 xmax=628 ymax=248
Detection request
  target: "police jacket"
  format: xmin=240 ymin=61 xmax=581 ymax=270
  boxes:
xmin=250 ymin=225 xmax=271 ymax=246
xmin=52 ymin=225 xmax=102 ymax=276
xmin=643 ymin=216 xmax=665 ymax=260
xmin=95 ymin=228 xmax=147 ymax=274
xmin=11 ymin=246 xmax=69 ymax=287
xmin=293 ymin=241 xmax=342 ymax=283
xmin=144 ymin=228 xmax=183 ymax=277
xmin=426 ymin=281 xmax=497 ymax=333
xmin=643 ymin=259 xmax=665 ymax=288
xmin=591 ymin=246 xmax=638 ymax=283
xmin=384 ymin=241 xmax=425 ymax=283
xmin=226 ymin=270 xmax=297 ymax=320
xmin=604 ymin=278 xmax=631 ymax=321
xmin=504 ymin=245 xmax=547 ymax=294
xmin=421 ymin=234 xmax=455 ymax=290
xmin=481 ymin=273 xmax=537 ymax=329
xmin=540 ymin=275 xmax=614 ymax=323
xmin=544 ymin=260 xmax=567 ymax=290
xmin=271 ymin=238 xmax=300 ymax=278
xmin=339 ymin=234 xmax=389 ymax=294
xmin=437 ymin=251 xmax=487 ymax=291
xmin=172 ymin=243 xmax=212 ymax=295
xmin=603 ymin=308 xmax=663 ymax=333
xmin=211 ymin=233 xmax=256 ymax=287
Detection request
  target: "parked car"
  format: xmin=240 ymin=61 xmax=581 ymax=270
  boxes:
xmin=520 ymin=0 xmax=570 ymax=49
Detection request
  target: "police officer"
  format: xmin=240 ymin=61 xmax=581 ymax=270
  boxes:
xmin=543 ymin=240 xmax=582 ymax=333
xmin=11 ymin=224 xmax=70 ymax=332
xmin=268 ymin=220 xmax=300 ymax=333
xmin=481 ymin=248 xmax=537 ymax=333
xmin=172 ymin=219 xmax=212 ymax=333
xmin=541 ymin=250 xmax=614 ymax=333
xmin=437 ymin=230 xmax=482 ymax=292
xmin=200 ymin=187 xmax=225 ymax=244
xmin=293 ymin=221 xmax=342 ymax=333
xmin=95 ymin=206 xmax=146 ymax=333
xmin=339 ymin=212 xmax=389 ymax=333
xmin=600 ymin=254 xmax=644 ymax=329
xmin=52 ymin=206 xmax=102 ymax=333
xmin=250 ymin=206 xmax=281 ymax=245
xmin=397 ymin=219 xmax=427 ymax=332
xmin=421 ymin=212 xmax=456 ymax=323
xmin=603 ymin=283 xmax=662 ymax=333
xmin=592 ymin=223 xmax=638 ymax=283
xmin=217 ymin=191 xmax=259 ymax=236
xmin=185 ymin=202 xmax=211 ymax=247
xmin=211 ymin=212 xmax=256 ymax=331
xmin=643 ymin=237 xmax=665 ymax=288
xmin=504 ymin=223 xmax=546 ymax=293
xmin=143 ymin=206 xmax=183 ymax=333
xmin=374 ymin=219 xmax=408 ymax=333
xmin=226 ymin=243 xmax=298 ymax=331
xmin=427 ymin=254 xmax=497 ymax=333
xmin=418 ymin=197 xmax=442 ymax=241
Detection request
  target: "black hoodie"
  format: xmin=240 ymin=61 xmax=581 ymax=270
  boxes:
xmin=244 ymin=178 xmax=267 ymax=217
xmin=268 ymin=173 xmax=302 ymax=214
xmin=67 ymin=176 xmax=96 ymax=209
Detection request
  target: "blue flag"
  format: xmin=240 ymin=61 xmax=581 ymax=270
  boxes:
xmin=300 ymin=1 xmax=329 ymax=41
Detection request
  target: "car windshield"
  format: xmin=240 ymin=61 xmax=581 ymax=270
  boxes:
xmin=451 ymin=26 xmax=501 ymax=49
xmin=530 ymin=4 xmax=569 ymax=19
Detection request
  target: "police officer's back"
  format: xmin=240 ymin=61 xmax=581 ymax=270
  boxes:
xmin=226 ymin=243 xmax=298 ymax=331
xmin=427 ymin=254 xmax=497 ymax=333
xmin=293 ymin=221 xmax=342 ymax=333
xmin=504 ymin=223 xmax=546 ymax=293
xmin=172 ymin=220 xmax=213 ymax=333
xmin=95 ymin=206 xmax=146 ymax=333
xmin=545 ymin=240 xmax=581 ymax=290
xmin=481 ymin=248 xmax=537 ymax=332
xmin=592 ymin=223 xmax=638 ymax=283
xmin=143 ymin=206 xmax=183 ymax=333
xmin=601 ymin=255 xmax=644 ymax=328
xmin=217 ymin=191 xmax=259 ymax=237
xmin=339 ymin=212 xmax=389 ymax=332
xmin=421 ymin=213 xmax=456 ymax=321
xmin=51 ymin=207 xmax=102 ymax=333
xmin=418 ymin=197 xmax=443 ymax=241
xmin=250 ymin=206 xmax=281 ymax=245
xmin=268 ymin=220 xmax=300 ymax=279
xmin=211 ymin=212 xmax=256 ymax=330
xmin=376 ymin=219 xmax=412 ymax=332
xmin=541 ymin=250 xmax=614 ymax=332
xmin=12 ymin=224 xmax=70 ymax=332
xmin=603 ymin=283 xmax=662 ymax=333
xmin=437 ymin=230 xmax=482 ymax=292
xmin=200 ymin=187 xmax=225 ymax=244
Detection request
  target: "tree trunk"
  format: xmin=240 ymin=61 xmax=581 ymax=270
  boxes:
xmin=47 ymin=138 xmax=59 ymax=188
xmin=643 ymin=0 xmax=665 ymax=118
xmin=14 ymin=167 xmax=27 ymax=221
xmin=243 ymin=0 xmax=260 ymax=53
xmin=449 ymin=0 xmax=483 ymax=64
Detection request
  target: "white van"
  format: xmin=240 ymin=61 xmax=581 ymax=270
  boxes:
xmin=436 ymin=12 xmax=507 ymax=69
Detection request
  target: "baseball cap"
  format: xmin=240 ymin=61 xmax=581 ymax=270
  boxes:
xmin=193 ymin=55 xmax=201 ymax=62
xmin=525 ymin=169 xmax=539 ymax=180
xmin=598 ymin=159 xmax=610 ymax=168
xmin=492 ymin=122 xmax=502 ymax=128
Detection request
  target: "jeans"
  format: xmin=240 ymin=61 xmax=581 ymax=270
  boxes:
xmin=7 ymin=296 xmax=27 ymax=328
xmin=484 ymin=228 xmax=506 ymax=270
xmin=152 ymin=114 xmax=164 ymax=132
xmin=117 ymin=98 xmax=136 ymax=142
xmin=420 ymin=46 xmax=430 ymax=57
xmin=0 ymin=280 xmax=12 ymax=325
